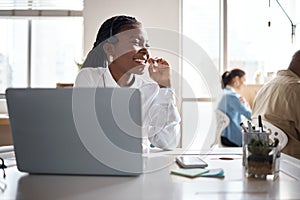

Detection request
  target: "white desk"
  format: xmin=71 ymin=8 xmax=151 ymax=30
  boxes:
xmin=1 ymin=147 xmax=300 ymax=199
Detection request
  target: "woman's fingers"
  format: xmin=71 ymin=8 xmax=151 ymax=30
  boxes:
xmin=148 ymin=57 xmax=169 ymax=68
xmin=147 ymin=57 xmax=171 ymax=87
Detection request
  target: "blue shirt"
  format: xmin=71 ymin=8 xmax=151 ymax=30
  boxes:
xmin=217 ymin=87 xmax=252 ymax=146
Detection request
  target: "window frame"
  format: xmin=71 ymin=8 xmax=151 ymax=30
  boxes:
xmin=0 ymin=9 xmax=83 ymax=96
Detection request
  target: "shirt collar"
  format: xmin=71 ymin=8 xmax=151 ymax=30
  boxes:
xmin=277 ymin=69 xmax=300 ymax=79
xmin=104 ymin=68 xmax=138 ymax=88
xmin=225 ymin=85 xmax=237 ymax=93
xmin=103 ymin=68 xmax=119 ymax=87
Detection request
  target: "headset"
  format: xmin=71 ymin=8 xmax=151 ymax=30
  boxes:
xmin=107 ymin=16 xmax=119 ymax=43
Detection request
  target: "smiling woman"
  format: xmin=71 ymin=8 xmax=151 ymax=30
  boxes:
xmin=74 ymin=15 xmax=181 ymax=151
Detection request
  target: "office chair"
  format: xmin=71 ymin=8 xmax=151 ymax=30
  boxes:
xmin=211 ymin=109 xmax=230 ymax=148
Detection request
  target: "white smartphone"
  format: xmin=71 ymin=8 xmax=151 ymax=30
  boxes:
xmin=175 ymin=156 xmax=208 ymax=168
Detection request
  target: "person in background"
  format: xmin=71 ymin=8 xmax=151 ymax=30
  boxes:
xmin=217 ymin=69 xmax=252 ymax=147
xmin=252 ymin=50 xmax=300 ymax=159
xmin=74 ymin=15 xmax=181 ymax=150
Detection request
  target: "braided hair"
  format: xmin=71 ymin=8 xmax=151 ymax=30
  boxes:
xmin=82 ymin=15 xmax=141 ymax=68
xmin=221 ymin=68 xmax=245 ymax=89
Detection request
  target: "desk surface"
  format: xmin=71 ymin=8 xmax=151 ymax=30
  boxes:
xmin=1 ymin=147 xmax=300 ymax=200
xmin=0 ymin=114 xmax=9 ymax=125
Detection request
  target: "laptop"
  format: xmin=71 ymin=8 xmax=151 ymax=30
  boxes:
xmin=6 ymin=88 xmax=143 ymax=176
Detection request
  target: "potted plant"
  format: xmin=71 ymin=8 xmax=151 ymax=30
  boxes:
xmin=75 ymin=60 xmax=83 ymax=70
xmin=245 ymin=134 xmax=279 ymax=179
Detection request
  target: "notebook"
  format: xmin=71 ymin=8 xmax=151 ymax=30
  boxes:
xmin=6 ymin=88 xmax=143 ymax=176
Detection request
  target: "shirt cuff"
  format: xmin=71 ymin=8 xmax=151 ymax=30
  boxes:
xmin=156 ymin=87 xmax=176 ymax=104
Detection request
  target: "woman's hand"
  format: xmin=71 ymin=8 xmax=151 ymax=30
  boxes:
xmin=239 ymin=96 xmax=246 ymax=104
xmin=148 ymin=57 xmax=171 ymax=88
xmin=239 ymin=96 xmax=250 ymax=107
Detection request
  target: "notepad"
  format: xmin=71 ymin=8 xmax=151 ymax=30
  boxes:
xmin=170 ymin=168 xmax=224 ymax=178
xmin=170 ymin=168 xmax=209 ymax=177
xmin=199 ymin=168 xmax=224 ymax=177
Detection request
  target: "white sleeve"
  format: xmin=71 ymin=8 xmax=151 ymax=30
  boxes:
xmin=140 ymin=83 xmax=181 ymax=150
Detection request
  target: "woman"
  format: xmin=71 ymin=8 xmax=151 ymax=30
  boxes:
xmin=74 ymin=15 xmax=180 ymax=150
xmin=217 ymin=69 xmax=251 ymax=147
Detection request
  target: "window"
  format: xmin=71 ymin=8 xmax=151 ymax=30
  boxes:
xmin=227 ymin=0 xmax=300 ymax=83
xmin=0 ymin=0 xmax=83 ymax=94
xmin=182 ymin=0 xmax=300 ymax=150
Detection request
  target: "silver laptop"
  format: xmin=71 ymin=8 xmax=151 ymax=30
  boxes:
xmin=6 ymin=88 xmax=143 ymax=176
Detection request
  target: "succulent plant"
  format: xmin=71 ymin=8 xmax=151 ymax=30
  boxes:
xmin=248 ymin=134 xmax=279 ymax=155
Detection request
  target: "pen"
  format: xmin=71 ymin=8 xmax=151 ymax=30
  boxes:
xmin=247 ymin=121 xmax=253 ymax=133
xmin=258 ymin=115 xmax=263 ymax=132
xmin=240 ymin=122 xmax=248 ymax=132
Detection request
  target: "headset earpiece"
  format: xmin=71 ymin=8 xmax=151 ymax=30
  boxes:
xmin=107 ymin=36 xmax=118 ymax=43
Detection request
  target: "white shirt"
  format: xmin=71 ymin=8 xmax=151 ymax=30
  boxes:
xmin=74 ymin=67 xmax=181 ymax=150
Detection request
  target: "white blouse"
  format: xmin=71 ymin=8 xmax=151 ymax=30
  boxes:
xmin=74 ymin=67 xmax=181 ymax=150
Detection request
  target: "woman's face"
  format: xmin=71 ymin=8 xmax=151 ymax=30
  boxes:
xmin=110 ymin=24 xmax=150 ymax=75
xmin=237 ymin=75 xmax=246 ymax=88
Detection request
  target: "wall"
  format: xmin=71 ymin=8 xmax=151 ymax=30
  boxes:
xmin=83 ymin=0 xmax=180 ymax=56
xmin=237 ymin=84 xmax=263 ymax=109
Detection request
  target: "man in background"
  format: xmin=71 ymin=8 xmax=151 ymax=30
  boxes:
xmin=252 ymin=50 xmax=300 ymax=159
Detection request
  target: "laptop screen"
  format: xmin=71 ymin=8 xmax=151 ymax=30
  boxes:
xmin=6 ymin=88 xmax=143 ymax=176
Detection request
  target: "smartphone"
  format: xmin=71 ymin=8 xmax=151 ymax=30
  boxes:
xmin=175 ymin=156 xmax=208 ymax=168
